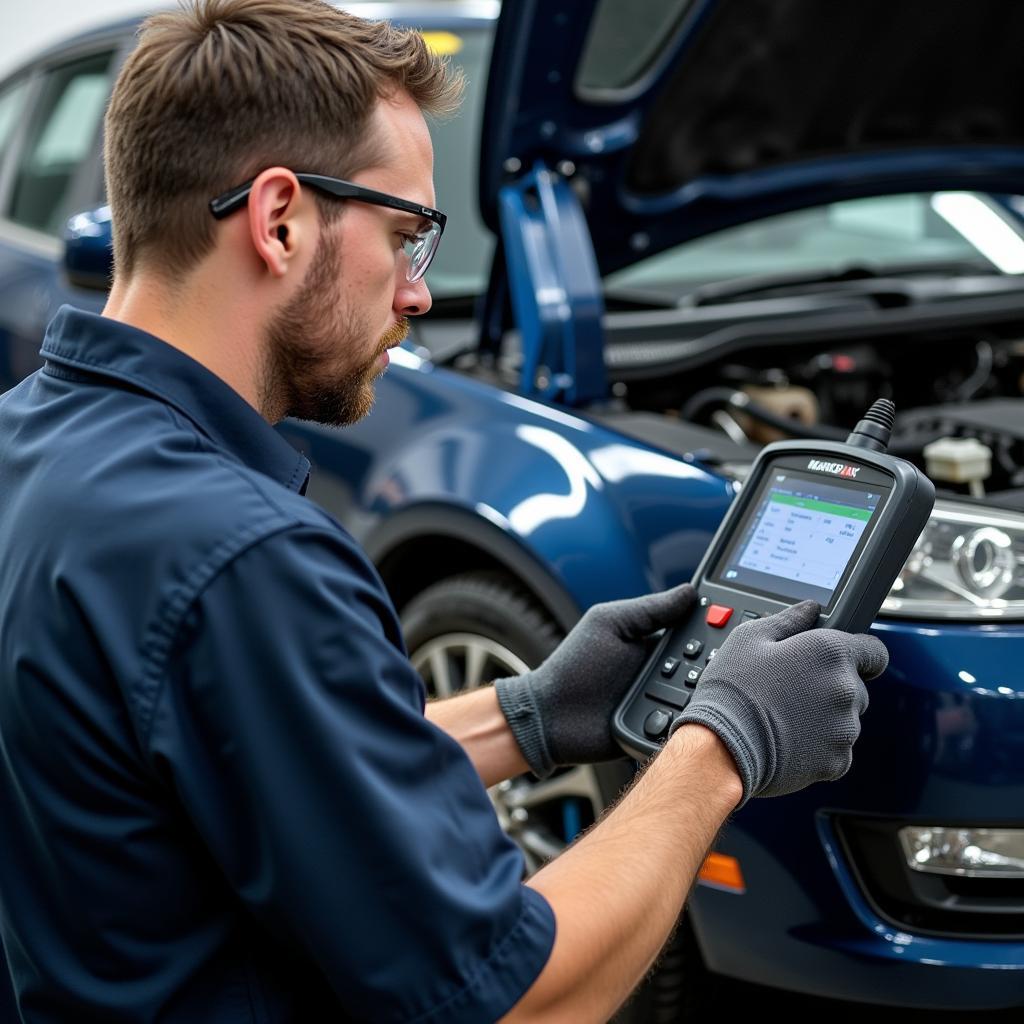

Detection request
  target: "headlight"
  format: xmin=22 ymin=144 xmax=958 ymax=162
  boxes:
xmin=883 ymin=500 xmax=1024 ymax=619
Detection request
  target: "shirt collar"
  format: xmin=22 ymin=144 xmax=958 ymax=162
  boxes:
xmin=41 ymin=306 xmax=311 ymax=494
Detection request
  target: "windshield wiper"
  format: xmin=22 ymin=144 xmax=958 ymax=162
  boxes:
xmin=684 ymin=259 xmax=997 ymax=308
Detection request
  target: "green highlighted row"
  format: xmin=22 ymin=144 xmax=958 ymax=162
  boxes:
xmin=768 ymin=492 xmax=872 ymax=521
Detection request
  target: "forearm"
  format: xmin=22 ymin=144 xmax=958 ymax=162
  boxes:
xmin=425 ymin=686 xmax=529 ymax=787
xmin=504 ymin=724 xmax=743 ymax=1023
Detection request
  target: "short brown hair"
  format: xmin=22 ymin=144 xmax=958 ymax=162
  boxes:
xmin=104 ymin=0 xmax=461 ymax=279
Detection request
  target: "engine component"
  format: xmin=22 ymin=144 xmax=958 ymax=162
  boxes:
xmin=680 ymin=387 xmax=847 ymax=442
xmin=735 ymin=384 xmax=819 ymax=444
xmin=924 ymin=437 xmax=993 ymax=498
xmin=897 ymin=399 xmax=1024 ymax=493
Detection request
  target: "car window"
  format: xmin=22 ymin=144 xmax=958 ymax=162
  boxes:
xmin=0 ymin=76 xmax=30 ymax=155
xmin=605 ymin=192 xmax=1019 ymax=296
xmin=6 ymin=51 xmax=115 ymax=237
xmin=423 ymin=26 xmax=494 ymax=299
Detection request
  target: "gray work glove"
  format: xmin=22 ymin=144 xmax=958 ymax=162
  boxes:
xmin=671 ymin=600 xmax=888 ymax=805
xmin=495 ymin=584 xmax=698 ymax=778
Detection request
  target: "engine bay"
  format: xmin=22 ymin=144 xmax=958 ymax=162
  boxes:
xmin=607 ymin=319 xmax=1024 ymax=505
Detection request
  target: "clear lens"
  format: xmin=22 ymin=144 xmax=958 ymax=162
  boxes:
xmin=883 ymin=500 xmax=1024 ymax=619
xmin=899 ymin=826 xmax=1024 ymax=878
xmin=405 ymin=223 xmax=440 ymax=282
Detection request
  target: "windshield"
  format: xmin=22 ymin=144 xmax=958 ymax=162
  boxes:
xmin=426 ymin=30 xmax=1024 ymax=301
xmin=605 ymin=192 xmax=1024 ymax=297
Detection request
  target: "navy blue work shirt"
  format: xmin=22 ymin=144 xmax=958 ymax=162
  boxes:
xmin=0 ymin=307 xmax=555 ymax=1023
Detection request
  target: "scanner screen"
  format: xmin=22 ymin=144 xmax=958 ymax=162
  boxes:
xmin=712 ymin=466 xmax=889 ymax=606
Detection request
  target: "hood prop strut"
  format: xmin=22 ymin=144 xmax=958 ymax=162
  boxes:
xmin=482 ymin=160 xmax=608 ymax=406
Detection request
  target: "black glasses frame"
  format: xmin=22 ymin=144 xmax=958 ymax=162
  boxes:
xmin=209 ymin=173 xmax=447 ymax=281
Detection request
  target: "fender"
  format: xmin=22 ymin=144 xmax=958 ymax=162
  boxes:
xmin=364 ymin=500 xmax=582 ymax=632
xmin=287 ymin=362 xmax=734 ymax=616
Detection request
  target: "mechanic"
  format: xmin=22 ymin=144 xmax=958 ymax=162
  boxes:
xmin=0 ymin=2 xmax=888 ymax=1021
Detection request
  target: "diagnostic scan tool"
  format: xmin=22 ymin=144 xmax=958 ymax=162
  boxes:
xmin=613 ymin=399 xmax=935 ymax=760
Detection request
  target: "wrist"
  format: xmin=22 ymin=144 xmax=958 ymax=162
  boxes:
xmin=493 ymin=675 xmax=555 ymax=779
xmin=663 ymin=723 xmax=745 ymax=811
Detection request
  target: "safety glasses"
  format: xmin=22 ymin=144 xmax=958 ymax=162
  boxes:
xmin=209 ymin=172 xmax=446 ymax=283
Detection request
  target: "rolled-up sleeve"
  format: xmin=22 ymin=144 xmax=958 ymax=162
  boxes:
xmin=146 ymin=524 xmax=555 ymax=1023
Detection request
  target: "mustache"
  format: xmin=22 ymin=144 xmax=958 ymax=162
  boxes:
xmin=378 ymin=318 xmax=410 ymax=352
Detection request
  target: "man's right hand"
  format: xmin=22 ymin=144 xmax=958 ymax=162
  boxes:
xmin=671 ymin=600 xmax=888 ymax=803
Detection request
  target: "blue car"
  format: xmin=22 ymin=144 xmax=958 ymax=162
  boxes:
xmin=1 ymin=0 xmax=1023 ymax=1017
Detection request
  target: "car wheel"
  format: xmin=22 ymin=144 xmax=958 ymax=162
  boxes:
xmin=401 ymin=569 xmax=713 ymax=1021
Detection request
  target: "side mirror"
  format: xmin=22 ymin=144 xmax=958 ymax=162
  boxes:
xmin=62 ymin=205 xmax=113 ymax=291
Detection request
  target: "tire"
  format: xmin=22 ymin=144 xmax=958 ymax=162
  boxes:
xmin=401 ymin=570 xmax=562 ymax=695
xmin=402 ymin=570 xmax=710 ymax=1022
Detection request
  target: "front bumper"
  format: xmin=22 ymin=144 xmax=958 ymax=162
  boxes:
xmin=690 ymin=618 xmax=1024 ymax=1009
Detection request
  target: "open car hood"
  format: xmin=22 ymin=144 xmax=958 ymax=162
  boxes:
xmin=479 ymin=0 xmax=1024 ymax=274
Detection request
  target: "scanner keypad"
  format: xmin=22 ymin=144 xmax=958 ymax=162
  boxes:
xmin=641 ymin=598 xmax=770 ymax=728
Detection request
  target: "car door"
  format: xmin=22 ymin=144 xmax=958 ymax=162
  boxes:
xmin=0 ymin=37 xmax=125 ymax=393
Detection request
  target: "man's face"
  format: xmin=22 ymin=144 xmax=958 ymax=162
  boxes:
xmin=262 ymin=90 xmax=435 ymax=426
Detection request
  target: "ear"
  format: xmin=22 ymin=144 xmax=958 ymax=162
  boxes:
xmin=246 ymin=167 xmax=309 ymax=277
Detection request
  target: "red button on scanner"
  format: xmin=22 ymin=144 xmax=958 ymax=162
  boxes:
xmin=705 ymin=604 xmax=733 ymax=628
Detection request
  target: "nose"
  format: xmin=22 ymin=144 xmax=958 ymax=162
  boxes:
xmin=394 ymin=272 xmax=432 ymax=317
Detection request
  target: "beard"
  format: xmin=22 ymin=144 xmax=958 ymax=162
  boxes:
xmin=260 ymin=230 xmax=409 ymax=426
